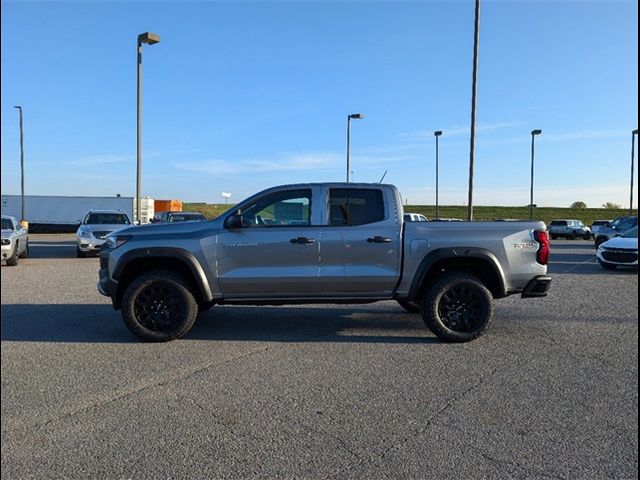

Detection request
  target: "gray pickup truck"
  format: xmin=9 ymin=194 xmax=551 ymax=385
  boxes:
xmin=98 ymin=183 xmax=551 ymax=343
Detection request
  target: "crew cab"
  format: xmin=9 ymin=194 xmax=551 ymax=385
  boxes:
xmin=98 ymin=183 xmax=551 ymax=343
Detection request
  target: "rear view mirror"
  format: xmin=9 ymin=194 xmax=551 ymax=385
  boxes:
xmin=225 ymin=214 xmax=243 ymax=229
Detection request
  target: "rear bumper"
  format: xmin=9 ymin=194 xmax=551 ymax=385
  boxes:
xmin=521 ymin=275 xmax=552 ymax=298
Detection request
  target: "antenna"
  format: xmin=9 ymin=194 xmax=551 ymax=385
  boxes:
xmin=379 ymin=170 xmax=388 ymax=183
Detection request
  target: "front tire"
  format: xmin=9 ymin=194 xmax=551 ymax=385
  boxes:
xmin=397 ymin=299 xmax=421 ymax=313
xmin=19 ymin=240 xmax=29 ymax=258
xmin=6 ymin=242 xmax=19 ymax=266
xmin=421 ymin=273 xmax=494 ymax=343
xmin=121 ymin=270 xmax=198 ymax=342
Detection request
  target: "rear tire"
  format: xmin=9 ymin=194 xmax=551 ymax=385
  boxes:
xmin=397 ymin=299 xmax=421 ymax=313
xmin=6 ymin=242 xmax=19 ymax=266
xmin=121 ymin=270 xmax=199 ymax=342
xmin=421 ymin=273 xmax=494 ymax=343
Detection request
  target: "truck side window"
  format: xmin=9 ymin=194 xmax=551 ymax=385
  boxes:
xmin=240 ymin=189 xmax=311 ymax=227
xmin=328 ymin=189 xmax=385 ymax=226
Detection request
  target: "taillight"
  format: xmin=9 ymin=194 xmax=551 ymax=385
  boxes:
xmin=534 ymin=230 xmax=550 ymax=265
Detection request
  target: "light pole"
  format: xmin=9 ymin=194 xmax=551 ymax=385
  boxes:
xmin=13 ymin=106 xmax=25 ymax=222
xmin=467 ymin=0 xmax=481 ymax=221
xmin=346 ymin=113 xmax=364 ymax=182
xmin=136 ymin=32 xmax=160 ymax=224
xmin=529 ymin=129 xmax=542 ymax=220
xmin=434 ymin=130 xmax=443 ymax=220
xmin=631 ymin=129 xmax=638 ymax=215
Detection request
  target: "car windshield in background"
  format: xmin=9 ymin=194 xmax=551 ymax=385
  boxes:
xmin=168 ymin=214 xmax=206 ymax=222
xmin=85 ymin=213 xmax=130 ymax=225
xmin=622 ymin=227 xmax=638 ymax=238
xmin=1 ymin=218 xmax=14 ymax=230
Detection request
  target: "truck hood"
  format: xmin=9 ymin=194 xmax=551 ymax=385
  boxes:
xmin=116 ymin=218 xmax=222 ymax=237
xmin=1 ymin=229 xmax=17 ymax=239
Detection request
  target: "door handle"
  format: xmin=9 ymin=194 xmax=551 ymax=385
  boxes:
xmin=290 ymin=237 xmax=315 ymax=244
xmin=367 ymin=236 xmax=392 ymax=243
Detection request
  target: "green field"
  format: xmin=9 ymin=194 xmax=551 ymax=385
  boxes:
xmin=185 ymin=202 xmax=637 ymax=226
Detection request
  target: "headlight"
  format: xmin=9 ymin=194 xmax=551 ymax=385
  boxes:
xmin=1 ymin=239 xmax=10 ymax=246
xmin=78 ymin=227 xmax=91 ymax=238
xmin=105 ymin=234 xmax=132 ymax=249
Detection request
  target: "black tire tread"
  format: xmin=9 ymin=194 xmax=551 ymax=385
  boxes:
xmin=421 ymin=273 xmax=494 ymax=343
xmin=121 ymin=270 xmax=199 ymax=342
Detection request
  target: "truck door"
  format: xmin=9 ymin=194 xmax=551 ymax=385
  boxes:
xmin=217 ymin=188 xmax=321 ymax=297
xmin=319 ymin=187 xmax=402 ymax=296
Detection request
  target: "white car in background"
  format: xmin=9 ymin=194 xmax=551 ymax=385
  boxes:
xmin=596 ymin=227 xmax=638 ymax=271
xmin=1 ymin=215 xmax=29 ymax=266
xmin=404 ymin=213 xmax=428 ymax=222
xmin=76 ymin=210 xmax=132 ymax=257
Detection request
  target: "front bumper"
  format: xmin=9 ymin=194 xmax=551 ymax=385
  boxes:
xmin=78 ymin=237 xmax=107 ymax=253
xmin=521 ymin=275 xmax=552 ymax=298
xmin=97 ymin=247 xmax=120 ymax=307
xmin=1 ymin=241 xmax=15 ymax=259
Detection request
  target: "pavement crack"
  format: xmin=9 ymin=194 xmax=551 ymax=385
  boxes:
xmin=2 ymin=344 xmax=275 ymax=434
xmin=479 ymin=451 xmax=567 ymax=480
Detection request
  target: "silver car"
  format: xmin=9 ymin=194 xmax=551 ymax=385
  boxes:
xmin=1 ymin=215 xmax=29 ymax=266
xmin=76 ymin=210 xmax=131 ymax=257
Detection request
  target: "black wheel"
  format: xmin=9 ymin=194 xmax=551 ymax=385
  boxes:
xmin=397 ymin=299 xmax=421 ymax=313
xmin=6 ymin=242 xmax=19 ymax=266
xmin=19 ymin=240 xmax=29 ymax=258
xmin=551 ymin=235 xmax=557 ymax=240
xmin=583 ymin=232 xmax=591 ymax=240
xmin=421 ymin=273 xmax=494 ymax=343
xmin=595 ymin=237 xmax=606 ymax=249
xmin=121 ymin=270 xmax=198 ymax=342
xmin=598 ymin=260 xmax=617 ymax=271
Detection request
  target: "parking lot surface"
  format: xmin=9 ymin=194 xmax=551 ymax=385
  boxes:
xmin=1 ymin=235 xmax=638 ymax=479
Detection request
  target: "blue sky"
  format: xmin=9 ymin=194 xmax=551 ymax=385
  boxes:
xmin=1 ymin=0 xmax=638 ymax=207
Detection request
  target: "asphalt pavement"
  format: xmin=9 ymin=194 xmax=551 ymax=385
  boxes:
xmin=1 ymin=235 xmax=638 ymax=479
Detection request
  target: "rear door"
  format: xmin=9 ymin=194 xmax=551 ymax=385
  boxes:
xmin=217 ymin=187 xmax=321 ymax=297
xmin=318 ymin=187 xmax=402 ymax=296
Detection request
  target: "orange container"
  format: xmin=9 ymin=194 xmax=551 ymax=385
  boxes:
xmin=154 ymin=199 xmax=182 ymax=212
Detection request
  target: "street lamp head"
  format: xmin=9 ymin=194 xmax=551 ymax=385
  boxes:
xmin=633 ymin=129 xmax=638 ymax=135
xmin=13 ymin=105 xmax=22 ymax=110
xmin=434 ymin=130 xmax=443 ymax=137
xmin=138 ymin=32 xmax=160 ymax=45
xmin=349 ymin=113 xmax=364 ymax=120
xmin=531 ymin=129 xmax=542 ymax=136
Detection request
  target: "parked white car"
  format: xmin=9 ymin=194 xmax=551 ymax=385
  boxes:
xmin=1 ymin=215 xmax=29 ymax=266
xmin=76 ymin=210 xmax=131 ymax=257
xmin=404 ymin=213 xmax=428 ymax=222
xmin=596 ymin=227 xmax=638 ymax=271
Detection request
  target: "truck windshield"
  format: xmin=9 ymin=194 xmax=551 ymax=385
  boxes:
xmin=85 ymin=213 xmax=131 ymax=225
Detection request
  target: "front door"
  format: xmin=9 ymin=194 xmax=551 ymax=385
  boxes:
xmin=217 ymin=188 xmax=320 ymax=297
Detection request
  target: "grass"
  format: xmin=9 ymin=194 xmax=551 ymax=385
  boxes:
xmin=185 ymin=202 xmax=637 ymax=226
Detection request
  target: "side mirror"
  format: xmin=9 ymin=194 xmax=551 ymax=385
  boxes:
xmin=225 ymin=214 xmax=243 ymax=229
